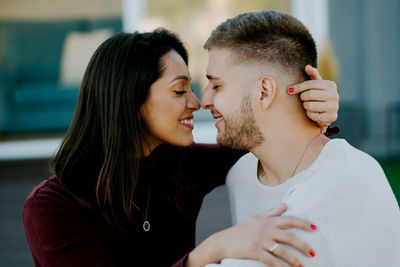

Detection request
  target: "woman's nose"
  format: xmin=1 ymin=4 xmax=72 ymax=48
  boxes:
xmin=187 ymin=90 xmax=200 ymax=111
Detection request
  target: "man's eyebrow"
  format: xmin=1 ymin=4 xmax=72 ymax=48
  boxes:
xmin=169 ymin=75 xmax=191 ymax=84
xmin=206 ymin=74 xmax=221 ymax=80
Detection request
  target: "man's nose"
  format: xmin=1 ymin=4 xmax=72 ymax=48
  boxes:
xmin=201 ymin=86 xmax=213 ymax=110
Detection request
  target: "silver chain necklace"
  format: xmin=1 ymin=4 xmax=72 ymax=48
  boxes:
xmin=131 ymin=186 xmax=151 ymax=232
xmin=259 ymin=132 xmax=322 ymax=184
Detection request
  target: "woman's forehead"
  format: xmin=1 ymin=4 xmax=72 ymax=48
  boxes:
xmin=160 ymin=50 xmax=190 ymax=81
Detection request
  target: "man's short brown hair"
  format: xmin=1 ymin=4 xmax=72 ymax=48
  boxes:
xmin=204 ymin=10 xmax=317 ymax=75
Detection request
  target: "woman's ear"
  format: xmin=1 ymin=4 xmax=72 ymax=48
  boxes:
xmin=258 ymin=76 xmax=277 ymax=110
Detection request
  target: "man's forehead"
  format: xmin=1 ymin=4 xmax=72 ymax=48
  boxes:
xmin=208 ymin=48 xmax=233 ymax=63
xmin=206 ymin=48 xmax=235 ymax=79
xmin=205 ymin=64 xmax=224 ymax=81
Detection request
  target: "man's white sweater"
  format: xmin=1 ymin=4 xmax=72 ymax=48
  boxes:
xmin=207 ymin=139 xmax=400 ymax=267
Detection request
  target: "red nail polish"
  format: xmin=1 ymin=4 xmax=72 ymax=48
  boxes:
xmin=310 ymin=224 xmax=317 ymax=230
xmin=299 ymin=264 xmax=304 ymax=267
xmin=288 ymin=87 xmax=295 ymax=93
xmin=309 ymin=249 xmax=316 ymax=257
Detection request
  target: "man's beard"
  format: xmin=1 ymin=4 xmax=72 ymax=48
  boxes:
xmin=217 ymin=96 xmax=264 ymax=150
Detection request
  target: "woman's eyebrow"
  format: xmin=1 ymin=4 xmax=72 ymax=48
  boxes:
xmin=169 ymin=75 xmax=191 ymax=84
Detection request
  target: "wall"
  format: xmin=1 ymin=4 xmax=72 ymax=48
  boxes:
xmin=143 ymin=0 xmax=291 ymax=98
xmin=329 ymin=0 xmax=400 ymax=157
xmin=0 ymin=0 xmax=122 ymax=20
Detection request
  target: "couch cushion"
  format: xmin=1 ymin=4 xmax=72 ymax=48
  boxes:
xmin=0 ymin=18 xmax=122 ymax=83
xmin=0 ymin=20 xmax=83 ymax=81
xmin=14 ymin=80 xmax=79 ymax=109
xmin=87 ymin=18 xmax=123 ymax=33
xmin=59 ymin=28 xmax=112 ymax=87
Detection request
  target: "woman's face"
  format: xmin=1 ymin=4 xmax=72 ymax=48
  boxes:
xmin=141 ymin=50 xmax=200 ymax=153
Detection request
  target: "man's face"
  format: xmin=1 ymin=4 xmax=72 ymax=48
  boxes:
xmin=201 ymin=48 xmax=264 ymax=150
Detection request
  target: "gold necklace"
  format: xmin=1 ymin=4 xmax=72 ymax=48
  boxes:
xmin=259 ymin=132 xmax=323 ymax=184
xmin=131 ymin=186 xmax=151 ymax=232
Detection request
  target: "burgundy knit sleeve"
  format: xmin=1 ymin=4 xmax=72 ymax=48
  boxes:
xmin=23 ymin=179 xmax=119 ymax=267
xmin=170 ymin=253 xmax=189 ymax=267
xmin=325 ymin=126 xmax=341 ymax=137
xmin=179 ymin=143 xmax=246 ymax=195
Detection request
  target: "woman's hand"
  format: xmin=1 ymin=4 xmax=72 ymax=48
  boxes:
xmin=186 ymin=203 xmax=317 ymax=267
xmin=288 ymin=65 xmax=339 ymax=133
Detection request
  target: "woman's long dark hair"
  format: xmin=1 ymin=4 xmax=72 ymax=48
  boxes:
xmin=53 ymin=29 xmax=188 ymax=230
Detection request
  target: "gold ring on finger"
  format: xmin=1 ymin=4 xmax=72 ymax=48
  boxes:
xmin=268 ymin=242 xmax=279 ymax=254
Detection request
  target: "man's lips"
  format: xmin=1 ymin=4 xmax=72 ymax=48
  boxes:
xmin=212 ymin=112 xmax=222 ymax=120
xmin=212 ymin=114 xmax=224 ymax=127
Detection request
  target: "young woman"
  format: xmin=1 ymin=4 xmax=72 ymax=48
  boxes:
xmin=23 ymin=29 xmax=339 ymax=267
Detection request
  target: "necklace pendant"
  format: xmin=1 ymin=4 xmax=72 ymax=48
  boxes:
xmin=143 ymin=220 xmax=150 ymax=232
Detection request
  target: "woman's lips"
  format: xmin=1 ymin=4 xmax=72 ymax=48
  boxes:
xmin=179 ymin=115 xmax=194 ymax=129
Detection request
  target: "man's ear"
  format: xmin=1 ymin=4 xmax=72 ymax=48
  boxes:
xmin=258 ymin=76 xmax=277 ymax=110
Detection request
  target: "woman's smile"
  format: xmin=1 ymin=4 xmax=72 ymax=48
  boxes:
xmin=179 ymin=114 xmax=194 ymax=129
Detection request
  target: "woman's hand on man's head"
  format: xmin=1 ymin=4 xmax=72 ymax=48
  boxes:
xmin=288 ymin=65 xmax=339 ymax=133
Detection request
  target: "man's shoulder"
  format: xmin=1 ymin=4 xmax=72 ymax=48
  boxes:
xmin=232 ymin=152 xmax=256 ymax=167
xmin=227 ymin=152 xmax=256 ymax=175
xmin=323 ymin=138 xmax=383 ymax=175
xmin=225 ymin=152 xmax=257 ymax=192
xmin=332 ymin=139 xmax=385 ymax=178
xmin=283 ymin=139 xmax=389 ymax=214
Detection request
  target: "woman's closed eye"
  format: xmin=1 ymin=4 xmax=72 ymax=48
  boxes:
xmin=174 ymin=90 xmax=187 ymax=95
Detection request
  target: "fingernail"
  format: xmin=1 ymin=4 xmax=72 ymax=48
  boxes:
xmin=299 ymin=264 xmax=304 ymax=267
xmin=309 ymin=248 xmax=316 ymax=257
xmin=310 ymin=224 xmax=317 ymax=230
xmin=288 ymin=87 xmax=295 ymax=93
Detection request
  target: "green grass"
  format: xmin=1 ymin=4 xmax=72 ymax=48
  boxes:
xmin=379 ymin=159 xmax=400 ymax=204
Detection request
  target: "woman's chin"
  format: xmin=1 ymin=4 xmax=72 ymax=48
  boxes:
xmin=173 ymin=134 xmax=194 ymax=146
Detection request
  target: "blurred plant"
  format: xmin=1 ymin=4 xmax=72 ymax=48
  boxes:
xmin=318 ymin=39 xmax=339 ymax=84
xmin=379 ymin=159 xmax=400 ymax=204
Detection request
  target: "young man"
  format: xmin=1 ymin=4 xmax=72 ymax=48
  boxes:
xmin=201 ymin=10 xmax=400 ymax=267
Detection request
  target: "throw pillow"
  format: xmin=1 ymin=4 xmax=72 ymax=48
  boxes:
xmin=59 ymin=28 xmax=112 ymax=87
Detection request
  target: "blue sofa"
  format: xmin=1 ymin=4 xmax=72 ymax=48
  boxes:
xmin=0 ymin=18 xmax=122 ymax=135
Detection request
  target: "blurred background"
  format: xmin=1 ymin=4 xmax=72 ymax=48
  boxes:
xmin=0 ymin=0 xmax=399 ymax=265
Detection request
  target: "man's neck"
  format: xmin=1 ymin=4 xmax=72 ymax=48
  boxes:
xmin=251 ymin=125 xmax=329 ymax=186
